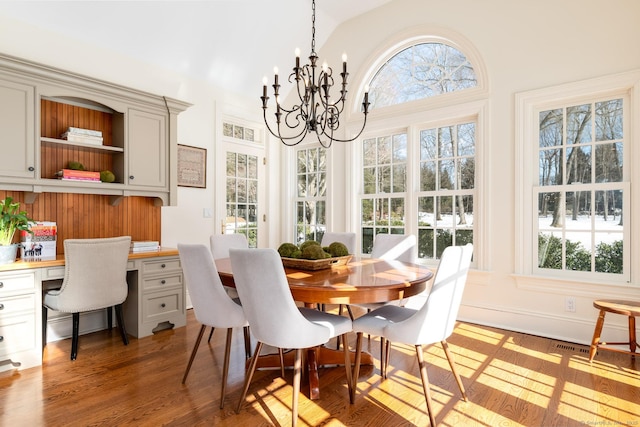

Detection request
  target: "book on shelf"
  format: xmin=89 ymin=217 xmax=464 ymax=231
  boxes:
xmin=20 ymin=221 xmax=57 ymax=260
xmin=131 ymin=240 xmax=160 ymax=248
xmin=60 ymin=132 xmax=104 ymax=145
xmin=55 ymin=169 xmax=101 ymax=181
xmin=65 ymin=127 xmax=103 ymax=137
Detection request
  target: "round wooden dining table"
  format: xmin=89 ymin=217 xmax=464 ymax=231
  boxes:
xmin=215 ymin=256 xmax=434 ymax=400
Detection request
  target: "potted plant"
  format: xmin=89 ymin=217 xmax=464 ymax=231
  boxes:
xmin=0 ymin=196 xmax=33 ymax=264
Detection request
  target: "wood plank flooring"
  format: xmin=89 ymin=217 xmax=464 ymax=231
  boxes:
xmin=1 ymin=308 xmax=639 ymax=426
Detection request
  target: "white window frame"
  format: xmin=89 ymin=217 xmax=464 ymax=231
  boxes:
xmin=515 ymin=70 xmax=640 ymax=286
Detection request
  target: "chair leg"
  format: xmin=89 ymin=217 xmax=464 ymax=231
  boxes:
xmin=292 ymin=348 xmax=302 ymax=427
xmin=441 ymin=340 xmax=467 ymax=401
xmin=236 ymin=341 xmax=264 ymax=414
xmin=71 ymin=312 xmax=80 ymax=361
xmin=628 ymin=315 xmax=637 ymax=355
xmin=341 ymin=333 xmax=353 ymax=402
xmin=207 ymin=326 xmax=215 ymax=343
xmin=351 ymin=332 xmax=363 ymax=404
xmin=379 ymin=337 xmax=386 ymax=379
xmin=107 ymin=306 xmax=113 ymax=330
xmin=383 ymin=339 xmax=391 ymax=380
xmin=42 ymin=306 xmax=48 ymax=349
xmin=346 ymin=305 xmax=355 ymax=321
xmin=114 ymin=304 xmax=129 ymax=346
xmin=220 ymin=328 xmax=233 ymax=409
xmin=279 ymin=348 xmax=286 ymax=379
xmin=416 ymin=345 xmax=436 ymax=427
xmin=589 ymin=309 xmax=606 ymax=362
xmin=243 ymin=326 xmax=252 ymax=359
xmin=182 ymin=324 xmax=206 ymax=384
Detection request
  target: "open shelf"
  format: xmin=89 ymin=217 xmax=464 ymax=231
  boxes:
xmin=41 ymin=137 xmax=124 ymax=153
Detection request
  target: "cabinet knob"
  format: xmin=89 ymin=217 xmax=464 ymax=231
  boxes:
xmin=160 ymin=280 xmax=166 ymax=285
xmin=28 ymin=166 xmax=35 ymax=171
xmin=161 ymin=303 xmax=166 ymax=308
xmin=0 ymin=336 xmax=3 ymax=342
xmin=0 ymin=304 xmax=4 ymax=310
xmin=161 ymin=264 xmax=166 ymax=268
xmin=0 ymin=282 xmax=3 ymax=288
xmin=129 ymin=175 xmax=135 ymax=180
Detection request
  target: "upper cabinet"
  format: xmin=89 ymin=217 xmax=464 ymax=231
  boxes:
xmin=0 ymin=54 xmax=191 ymax=206
xmin=0 ymin=80 xmax=35 ymax=179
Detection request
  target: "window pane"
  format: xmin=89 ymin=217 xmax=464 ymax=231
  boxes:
xmin=420 ymin=129 xmax=437 ymax=160
xmin=226 ymin=152 xmax=236 ymax=176
xmin=363 ymin=167 xmax=376 ymax=194
xmin=363 ymin=139 xmax=376 ymax=166
xmin=458 ymin=123 xmax=475 ymax=156
xmin=368 ymin=43 xmax=477 ymax=109
xmin=247 ymin=155 xmax=257 ymax=179
xmin=459 ymin=158 xmax=475 ymax=190
xmin=297 ymin=174 xmax=307 ymax=197
xmin=420 ymin=161 xmax=436 ymax=191
xmin=566 ymin=104 xmax=592 ymax=144
xmin=539 ymin=148 xmax=562 ymax=186
xmin=237 ymin=154 xmax=247 ymax=177
xmin=539 ymin=109 xmax=563 ymax=148
xmin=565 ymin=146 xmax=591 ymax=184
xmin=595 ymin=99 xmax=623 ymax=141
xmin=439 ymin=159 xmax=455 ymax=190
xmin=377 ymin=136 xmax=391 ymax=164
xmin=393 ymin=134 xmax=407 ymax=162
xmin=379 ymin=165 xmax=391 ymax=193
xmin=362 ymin=199 xmax=374 ymax=225
xmin=393 ymin=164 xmax=406 ymax=193
xmin=595 ymin=143 xmax=622 ymax=183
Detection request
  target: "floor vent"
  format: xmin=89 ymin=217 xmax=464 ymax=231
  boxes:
xmin=553 ymin=342 xmax=590 ymax=354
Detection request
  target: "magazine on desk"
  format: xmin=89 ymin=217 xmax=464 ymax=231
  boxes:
xmin=20 ymin=221 xmax=57 ymax=260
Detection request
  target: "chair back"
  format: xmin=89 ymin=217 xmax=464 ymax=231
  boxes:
xmin=384 ymin=243 xmax=473 ymax=345
xmin=178 ymin=243 xmax=247 ymax=328
xmin=320 ymin=232 xmax=356 ymax=254
xmin=54 ymin=236 xmax=131 ymax=312
xmin=210 ymin=233 xmax=248 ymax=260
xmin=371 ymin=234 xmax=417 ymax=263
xmin=229 ymin=248 xmax=333 ymax=348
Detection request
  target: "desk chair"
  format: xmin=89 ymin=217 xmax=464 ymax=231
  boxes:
xmin=351 ymin=244 xmax=473 ymax=426
xmin=209 ymin=233 xmax=251 ymax=355
xmin=230 ymin=248 xmax=353 ymax=427
xmin=178 ymin=243 xmax=252 ymax=409
xmin=42 ymin=236 xmax=131 ymax=361
xmin=589 ymin=299 xmax=640 ymax=362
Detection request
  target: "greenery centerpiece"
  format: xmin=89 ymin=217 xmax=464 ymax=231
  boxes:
xmin=0 ymin=197 xmax=33 ymax=264
xmin=277 ymin=240 xmax=351 ymax=270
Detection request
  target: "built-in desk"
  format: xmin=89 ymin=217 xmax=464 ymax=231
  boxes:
xmin=0 ymin=248 xmax=185 ymax=372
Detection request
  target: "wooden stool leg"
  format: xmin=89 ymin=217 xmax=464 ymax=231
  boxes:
xmin=589 ymin=309 xmax=606 ymax=362
xmin=629 ymin=315 xmax=637 ymax=356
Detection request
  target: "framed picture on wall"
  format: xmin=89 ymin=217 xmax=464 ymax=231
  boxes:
xmin=177 ymin=144 xmax=207 ymax=188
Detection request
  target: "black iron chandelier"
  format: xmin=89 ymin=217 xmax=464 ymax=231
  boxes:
xmin=261 ymin=0 xmax=369 ymax=148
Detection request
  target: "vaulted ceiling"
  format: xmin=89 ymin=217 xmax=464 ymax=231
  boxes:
xmin=0 ymin=0 xmax=392 ymax=99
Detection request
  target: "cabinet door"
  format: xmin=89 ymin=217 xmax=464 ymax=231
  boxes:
xmin=127 ymin=109 xmax=166 ymax=188
xmin=0 ymin=80 xmax=35 ymax=179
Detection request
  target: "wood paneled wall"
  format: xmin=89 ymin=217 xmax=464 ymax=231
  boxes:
xmin=1 ymin=190 xmax=161 ymax=254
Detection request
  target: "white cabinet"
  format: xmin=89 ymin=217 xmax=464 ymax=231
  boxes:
xmin=123 ymin=255 xmax=185 ymax=338
xmin=0 ymin=80 xmax=35 ymax=180
xmin=0 ymin=53 xmax=191 ymax=206
xmin=127 ymin=109 xmax=167 ymax=189
xmin=0 ymin=270 xmax=41 ymax=373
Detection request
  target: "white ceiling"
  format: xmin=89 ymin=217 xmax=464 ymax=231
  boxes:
xmin=0 ymin=0 xmax=392 ymax=99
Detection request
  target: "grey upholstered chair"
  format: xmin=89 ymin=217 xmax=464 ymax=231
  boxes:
xmin=178 ymin=243 xmax=253 ymax=409
xmin=351 ymin=243 xmax=473 ymax=426
xmin=230 ymin=248 xmax=353 ymax=427
xmin=42 ymin=236 xmax=131 ymax=361
xmin=320 ymin=231 xmax=356 ymax=253
xmin=208 ymin=233 xmax=251 ymax=355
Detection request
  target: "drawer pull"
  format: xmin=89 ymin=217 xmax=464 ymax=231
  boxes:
xmin=161 ymin=303 xmax=166 ymax=308
xmin=161 ymin=264 xmax=166 ymax=268
xmin=0 ymin=336 xmax=3 ymax=342
xmin=0 ymin=304 xmax=4 ymax=310
xmin=0 ymin=282 xmax=3 ymax=288
xmin=160 ymin=280 xmax=166 ymax=285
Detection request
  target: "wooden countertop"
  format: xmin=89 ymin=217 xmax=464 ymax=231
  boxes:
xmin=0 ymin=247 xmax=179 ymax=273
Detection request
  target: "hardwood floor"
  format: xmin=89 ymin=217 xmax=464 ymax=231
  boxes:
xmin=1 ymin=308 xmax=639 ymax=426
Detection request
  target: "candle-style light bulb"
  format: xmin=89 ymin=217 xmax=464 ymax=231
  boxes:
xmin=273 ymin=66 xmax=279 ymax=85
xmin=262 ymin=76 xmax=268 ymax=97
xmin=342 ymin=53 xmax=347 ymax=73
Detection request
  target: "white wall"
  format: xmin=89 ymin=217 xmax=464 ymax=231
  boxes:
xmin=318 ymin=0 xmax=640 ymax=344
xmin=2 ymin=0 xmax=640 ymax=344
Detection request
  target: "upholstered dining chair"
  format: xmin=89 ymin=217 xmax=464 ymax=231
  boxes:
xmin=209 ymin=233 xmax=251 ymax=353
xmin=42 ymin=236 xmax=131 ymax=361
xmin=320 ymin=231 xmax=356 ymax=253
xmin=351 ymin=243 xmax=473 ymax=426
xmin=229 ymin=248 xmax=353 ymax=427
xmin=178 ymin=243 xmax=253 ymax=409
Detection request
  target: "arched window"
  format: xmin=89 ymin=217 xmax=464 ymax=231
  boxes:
xmin=356 ymin=34 xmax=486 ymax=265
xmin=368 ymin=43 xmax=477 ymax=109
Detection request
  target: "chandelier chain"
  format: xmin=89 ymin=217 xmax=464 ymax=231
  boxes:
xmin=311 ymin=0 xmax=316 ymax=54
